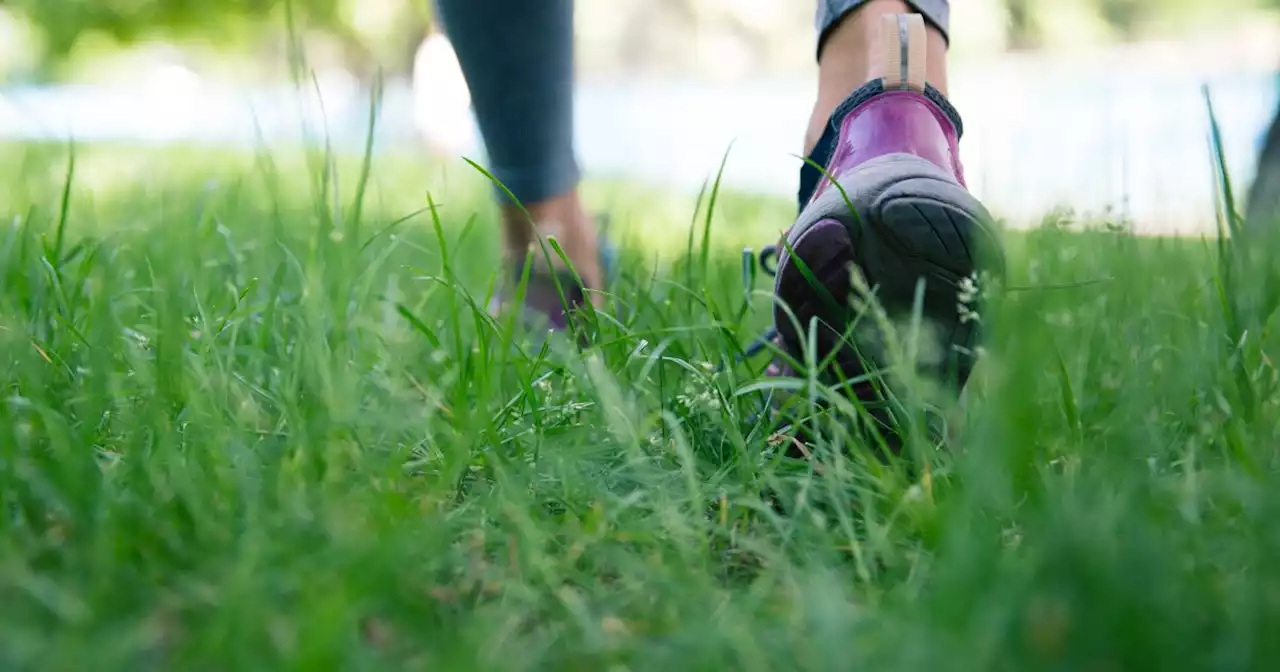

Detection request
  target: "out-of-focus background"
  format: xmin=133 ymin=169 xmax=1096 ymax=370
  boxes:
xmin=1 ymin=0 xmax=1277 ymax=234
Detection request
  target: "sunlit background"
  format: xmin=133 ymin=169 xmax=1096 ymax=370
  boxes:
xmin=1 ymin=0 xmax=1277 ymax=234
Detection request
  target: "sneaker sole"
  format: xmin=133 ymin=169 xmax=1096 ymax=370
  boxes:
xmin=774 ymin=153 xmax=1003 ymax=403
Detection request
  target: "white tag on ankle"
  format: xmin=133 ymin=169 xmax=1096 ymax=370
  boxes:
xmin=880 ymin=14 xmax=927 ymax=92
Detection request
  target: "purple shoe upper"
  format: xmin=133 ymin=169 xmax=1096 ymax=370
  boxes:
xmin=814 ymin=90 xmax=967 ymax=199
xmin=498 ymin=267 xmax=586 ymax=332
xmin=798 ymin=80 xmax=968 ymax=211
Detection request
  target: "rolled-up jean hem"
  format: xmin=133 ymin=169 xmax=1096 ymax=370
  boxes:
xmin=487 ymin=156 xmax=581 ymax=206
xmin=816 ymin=0 xmax=950 ymax=58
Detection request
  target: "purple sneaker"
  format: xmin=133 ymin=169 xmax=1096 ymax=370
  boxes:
xmin=491 ymin=266 xmax=588 ymax=332
xmin=489 ymin=217 xmax=618 ymax=336
xmin=759 ymin=14 xmax=1004 ymax=443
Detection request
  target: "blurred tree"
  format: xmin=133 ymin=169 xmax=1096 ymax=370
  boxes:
xmin=1096 ymin=0 xmax=1145 ymax=36
xmin=1004 ymin=0 xmax=1040 ymax=49
xmin=0 ymin=0 xmax=432 ymax=82
xmin=1002 ymin=0 xmax=1274 ymax=45
xmin=3 ymin=0 xmax=1274 ymax=83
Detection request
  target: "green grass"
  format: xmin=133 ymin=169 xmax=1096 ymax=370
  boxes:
xmin=3 ymin=140 xmax=1280 ymax=671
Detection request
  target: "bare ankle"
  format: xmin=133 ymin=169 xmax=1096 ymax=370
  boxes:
xmin=501 ymin=190 xmax=603 ymax=292
xmin=804 ymin=2 xmax=949 ymax=155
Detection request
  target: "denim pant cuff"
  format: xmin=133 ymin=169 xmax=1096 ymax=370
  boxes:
xmin=489 ymin=155 xmax=581 ymax=206
xmin=816 ymin=0 xmax=950 ymax=59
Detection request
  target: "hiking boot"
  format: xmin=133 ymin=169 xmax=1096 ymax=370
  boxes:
xmin=753 ymin=14 xmax=1004 ymax=449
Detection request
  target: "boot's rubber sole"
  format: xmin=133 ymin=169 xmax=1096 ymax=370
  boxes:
xmin=774 ymin=153 xmax=1003 ymax=405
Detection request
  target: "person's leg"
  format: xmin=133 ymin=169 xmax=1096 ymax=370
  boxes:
xmin=1246 ymin=98 xmax=1280 ymax=229
xmin=806 ymin=0 xmax=950 ymax=155
xmin=771 ymin=0 xmax=1002 ymax=430
xmin=434 ymin=0 xmax=603 ymax=321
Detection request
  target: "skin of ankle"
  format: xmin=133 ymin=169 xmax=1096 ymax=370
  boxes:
xmin=501 ymin=191 xmax=604 ymax=301
xmin=804 ymin=0 xmax=950 ymax=155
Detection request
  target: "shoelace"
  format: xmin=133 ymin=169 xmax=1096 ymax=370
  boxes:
xmin=739 ymin=244 xmax=780 ymax=363
xmin=738 ymin=244 xmax=788 ymax=433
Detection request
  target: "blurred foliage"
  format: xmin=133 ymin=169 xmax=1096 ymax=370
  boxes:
xmin=3 ymin=0 xmax=301 ymax=56
xmin=0 ymin=0 xmax=432 ymax=81
xmin=0 ymin=0 xmax=1275 ymax=82
xmin=1001 ymin=0 xmax=1276 ymax=47
xmin=1004 ymin=0 xmax=1039 ymax=49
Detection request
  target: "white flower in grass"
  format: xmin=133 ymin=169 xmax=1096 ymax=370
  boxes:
xmin=1002 ymin=524 xmax=1023 ymax=549
xmin=956 ymin=271 xmax=993 ymax=325
xmin=957 ymin=273 xmax=979 ymax=305
xmin=675 ymin=379 xmax=723 ymax=413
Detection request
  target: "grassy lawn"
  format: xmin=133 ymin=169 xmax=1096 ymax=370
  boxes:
xmin=2 ymin=141 xmax=1279 ymax=670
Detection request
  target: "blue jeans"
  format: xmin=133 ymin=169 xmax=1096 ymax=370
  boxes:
xmin=435 ymin=0 xmax=951 ymax=205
